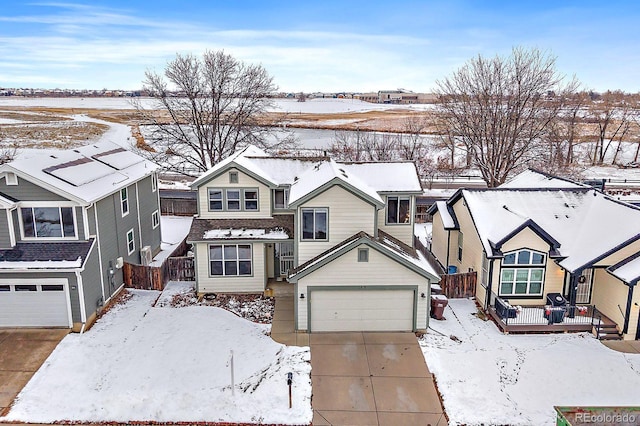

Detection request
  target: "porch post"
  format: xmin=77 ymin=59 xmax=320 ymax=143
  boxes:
xmin=623 ymin=282 xmax=636 ymax=335
xmin=567 ymin=270 xmax=581 ymax=318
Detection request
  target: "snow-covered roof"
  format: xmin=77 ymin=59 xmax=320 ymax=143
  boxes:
xmin=500 ymin=169 xmax=587 ymax=189
xmin=203 ymin=229 xmax=290 ymax=240
xmin=339 ymin=162 xmax=422 ymax=192
xmin=459 ymin=188 xmax=640 ymax=272
xmin=435 ymin=201 xmax=457 ymax=229
xmin=0 ymin=142 xmax=158 ymax=205
xmin=288 ymin=159 xmax=384 ymax=207
xmin=191 ymin=145 xmax=424 ymax=200
xmin=607 ymin=254 xmax=640 ymax=284
xmin=0 ymin=194 xmax=16 ymax=209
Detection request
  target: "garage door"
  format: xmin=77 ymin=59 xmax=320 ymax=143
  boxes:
xmin=0 ymin=279 xmax=71 ymax=327
xmin=310 ymin=289 xmax=414 ymax=332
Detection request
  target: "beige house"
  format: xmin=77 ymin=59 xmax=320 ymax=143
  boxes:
xmin=187 ymin=146 xmax=440 ymax=332
xmin=429 ymin=171 xmax=640 ymax=340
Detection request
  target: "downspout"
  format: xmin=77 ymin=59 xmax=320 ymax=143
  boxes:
xmin=75 ymin=269 xmax=88 ymax=334
xmin=623 ymin=281 xmax=636 ymax=335
xmin=445 ymin=230 xmax=451 ymax=271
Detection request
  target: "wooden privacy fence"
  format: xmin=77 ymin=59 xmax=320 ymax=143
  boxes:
xmin=440 ymin=272 xmax=477 ymax=298
xmin=123 ymin=239 xmax=195 ymax=290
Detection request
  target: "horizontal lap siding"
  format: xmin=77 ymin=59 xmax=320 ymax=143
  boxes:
xmin=0 ymin=176 xmax=69 ymax=201
xmin=195 ymin=242 xmax=266 ymax=293
xmin=430 ymin=213 xmax=448 ymax=267
xmin=592 ymin=269 xmax=630 ymax=335
xmin=377 ymin=196 xmax=414 ymax=247
xmin=197 ymin=169 xmax=271 ymax=220
xmin=297 ymin=186 xmax=375 ymax=264
xmin=297 ymin=244 xmax=429 ymax=330
xmin=0 ymin=210 xmax=11 ymax=248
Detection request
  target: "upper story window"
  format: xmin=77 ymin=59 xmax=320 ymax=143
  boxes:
xmin=152 ymin=210 xmax=160 ymax=229
xmin=207 ymin=188 xmax=259 ymax=212
xmin=229 ymin=171 xmax=239 ymax=183
xmin=386 ymin=196 xmax=410 ymax=224
xmin=21 ymin=207 xmax=76 ymax=239
xmin=151 ymin=173 xmax=157 ymax=192
xmin=457 ymin=231 xmax=464 ymax=262
xmin=499 ymin=249 xmax=545 ymax=297
xmin=481 ymin=253 xmax=490 ymax=288
xmin=301 ymin=207 xmax=328 ymax=240
xmin=274 ymin=188 xmax=289 ymax=209
xmin=126 ymin=229 xmax=135 ymax=255
xmin=121 ymin=187 xmax=129 ymax=217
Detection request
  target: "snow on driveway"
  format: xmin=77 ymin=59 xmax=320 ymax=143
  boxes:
xmin=1 ymin=290 xmax=311 ymax=424
xmin=420 ymin=299 xmax=640 ymax=425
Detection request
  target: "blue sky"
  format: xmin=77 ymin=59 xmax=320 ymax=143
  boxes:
xmin=0 ymin=1 xmax=638 ymax=92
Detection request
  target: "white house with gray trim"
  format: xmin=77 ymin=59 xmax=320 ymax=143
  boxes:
xmin=0 ymin=142 xmax=161 ymax=331
xmin=187 ymin=146 xmax=440 ymax=332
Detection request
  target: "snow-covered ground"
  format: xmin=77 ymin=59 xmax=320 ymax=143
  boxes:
xmin=149 ymin=216 xmax=193 ymax=267
xmin=1 ymin=289 xmax=311 ymax=424
xmin=420 ymin=299 xmax=640 ymax=425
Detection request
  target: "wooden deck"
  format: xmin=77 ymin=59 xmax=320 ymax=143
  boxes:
xmin=488 ymin=307 xmax=618 ymax=334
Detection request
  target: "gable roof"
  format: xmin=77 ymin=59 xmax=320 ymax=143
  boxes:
xmin=288 ymin=159 xmax=384 ymax=208
xmin=500 ymin=169 xmax=588 ymax=189
xmin=607 ymin=252 xmax=640 ymax=285
xmin=339 ymin=162 xmax=423 ymax=192
xmin=452 ymin=188 xmax=640 ymax=273
xmin=0 ymin=142 xmax=158 ymax=205
xmin=288 ymin=230 xmax=440 ymax=282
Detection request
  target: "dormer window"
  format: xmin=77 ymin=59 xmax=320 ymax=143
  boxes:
xmin=274 ymin=188 xmax=289 ymax=209
xmin=21 ymin=207 xmax=76 ymax=239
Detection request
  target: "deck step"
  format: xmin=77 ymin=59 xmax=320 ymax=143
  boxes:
xmin=598 ymin=333 xmax=623 ymax=341
xmin=593 ymin=324 xmax=623 ymax=340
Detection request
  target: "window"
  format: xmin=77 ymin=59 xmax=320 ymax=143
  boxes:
xmin=209 ymin=244 xmax=252 ymax=276
xmin=42 ymin=285 xmax=64 ymax=291
xmin=21 ymin=207 xmax=75 ymax=238
xmin=499 ymin=249 xmax=545 ymax=296
xmin=229 ymin=171 xmax=239 ymax=183
xmin=208 ymin=189 xmax=223 ymax=211
xmin=15 ymin=285 xmax=37 ymax=292
xmin=457 ymin=232 xmax=464 ymax=262
xmin=301 ymin=208 xmax=328 ymax=240
xmin=386 ymin=196 xmax=410 ymax=224
xmin=226 ymin=190 xmax=241 ymax=211
xmin=274 ymin=189 xmax=289 ymax=209
xmin=244 ymin=190 xmax=258 ymax=210
xmin=121 ymin=187 xmax=129 ymax=216
xmin=481 ymin=253 xmax=490 ymax=288
xmin=358 ymin=248 xmax=369 ymax=262
xmin=151 ymin=173 xmax=157 ymax=192
xmin=152 ymin=210 xmax=160 ymax=229
xmin=0 ymin=285 xmax=9 ymax=291
xmin=126 ymin=229 xmax=135 ymax=255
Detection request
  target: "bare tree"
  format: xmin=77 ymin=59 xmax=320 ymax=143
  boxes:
xmin=435 ymin=47 xmax=578 ymax=187
xmin=587 ymin=90 xmax=632 ymax=165
xmin=0 ymin=129 xmax=16 ymax=164
xmin=134 ymin=50 xmax=292 ymax=175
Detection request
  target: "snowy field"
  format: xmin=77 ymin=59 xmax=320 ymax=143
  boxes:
xmin=1 ymin=289 xmax=312 ymax=424
xmin=420 ymin=299 xmax=640 ymax=425
xmin=0 ymin=96 xmax=433 ymax=113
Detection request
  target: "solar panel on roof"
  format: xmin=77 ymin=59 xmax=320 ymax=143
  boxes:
xmin=92 ymin=147 xmax=144 ymax=170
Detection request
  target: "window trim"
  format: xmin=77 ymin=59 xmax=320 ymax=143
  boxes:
xmin=19 ymin=206 xmax=78 ymax=240
xmin=243 ymin=189 xmax=259 ymax=211
xmin=457 ymin=231 xmax=464 ymax=262
xmin=208 ymin=243 xmax=253 ymax=277
xmin=151 ymin=173 xmax=157 ymax=192
xmin=120 ymin=187 xmax=129 ymax=217
xmin=498 ymin=249 xmax=546 ymax=298
xmin=152 ymin=210 xmax=160 ymax=229
xmin=385 ymin=195 xmax=411 ymax=225
xmin=208 ymin=188 xmax=223 ymax=211
xmin=274 ymin=188 xmax=290 ymax=210
xmin=207 ymin=187 xmax=260 ymax=212
xmin=481 ymin=253 xmax=490 ymax=288
xmin=300 ymin=207 xmax=329 ymax=241
xmin=126 ymin=229 xmax=135 ymax=255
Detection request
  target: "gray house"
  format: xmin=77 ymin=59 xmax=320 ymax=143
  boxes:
xmin=0 ymin=142 xmax=161 ymax=331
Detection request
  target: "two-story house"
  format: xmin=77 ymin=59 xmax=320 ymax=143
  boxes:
xmin=187 ymin=146 xmax=440 ymax=332
xmin=0 ymin=142 xmax=161 ymax=331
xmin=429 ymin=169 xmax=640 ymax=340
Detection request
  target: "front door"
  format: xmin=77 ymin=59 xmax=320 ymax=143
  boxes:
xmin=275 ymin=242 xmax=294 ymax=277
xmin=575 ymin=269 xmax=593 ymax=304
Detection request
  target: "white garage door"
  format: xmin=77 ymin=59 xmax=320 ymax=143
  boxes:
xmin=310 ymin=289 xmax=414 ymax=332
xmin=0 ymin=279 xmax=71 ymax=327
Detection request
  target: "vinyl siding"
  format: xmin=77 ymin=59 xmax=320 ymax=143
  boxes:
xmin=593 ymin=239 xmax=640 ymax=268
xmin=197 ymin=168 xmax=271 ymax=219
xmin=0 ymin=209 xmax=12 ymax=248
xmin=296 ymin=244 xmax=430 ymax=331
xmin=377 ymin=195 xmax=415 ymax=246
xmin=135 ymin=176 xmax=162 ymax=253
xmin=297 ymin=185 xmax=376 ymax=264
xmin=0 ymin=175 xmax=68 ymax=201
xmin=430 ymin=213 xmax=449 ymax=267
xmin=80 ymin=241 xmax=104 ymax=320
xmin=194 ymin=242 xmax=266 ymax=293
xmin=592 ymin=269 xmax=628 ymax=336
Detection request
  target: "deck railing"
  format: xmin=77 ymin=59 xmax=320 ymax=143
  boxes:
xmin=490 ymin=292 xmax=598 ymax=327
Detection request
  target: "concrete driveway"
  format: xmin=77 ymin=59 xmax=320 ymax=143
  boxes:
xmin=310 ymin=332 xmax=446 ymax=426
xmin=0 ymin=329 xmax=68 ymax=416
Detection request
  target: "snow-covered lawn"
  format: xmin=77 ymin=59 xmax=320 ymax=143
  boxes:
xmin=1 ymin=289 xmax=311 ymax=424
xmin=420 ymin=299 xmax=640 ymax=426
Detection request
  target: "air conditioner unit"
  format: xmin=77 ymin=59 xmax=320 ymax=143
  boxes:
xmin=140 ymin=246 xmax=152 ymax=266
